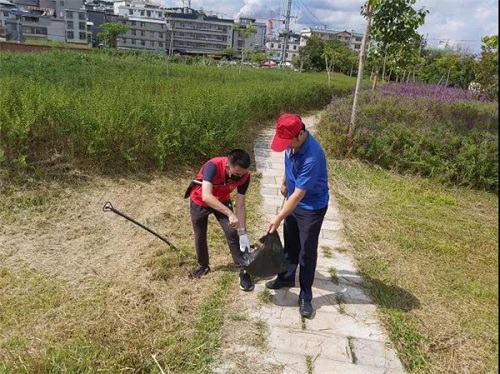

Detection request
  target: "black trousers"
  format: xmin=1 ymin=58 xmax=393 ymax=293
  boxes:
xmin=278 ymin=206 xmax=328 ymax=302
xmin=190 ymin=199 xmax=244 ymax=269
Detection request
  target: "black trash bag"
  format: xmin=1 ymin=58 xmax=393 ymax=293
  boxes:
xmin=242 ymin=231 xmax=289 ymax=279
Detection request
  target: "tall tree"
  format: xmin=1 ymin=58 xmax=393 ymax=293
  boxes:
xmin=475 ymin=35 xmax=498 ymax=100
xmin=349 ymin=0 xmax=377 ymax=147
xmin=368 ymin=0 xmax=428 ymax=85
xmin=97 ymin=22 xmax=129 ymax=48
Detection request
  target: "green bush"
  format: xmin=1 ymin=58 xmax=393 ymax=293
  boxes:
xmin=0 ymin=51 xmax=354 ymax=171
xmin=318 ymin=83 xmax=498 ymax=192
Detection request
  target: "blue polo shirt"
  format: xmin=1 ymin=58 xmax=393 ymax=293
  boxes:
xmin=284 ymin=131 xmax=329 ymax=210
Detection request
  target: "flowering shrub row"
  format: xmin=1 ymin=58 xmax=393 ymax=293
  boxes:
xmin=319 ymin=83 xmax=498 ymax=192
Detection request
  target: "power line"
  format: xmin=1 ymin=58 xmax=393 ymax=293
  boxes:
xmin=297 ymin=0 xmax=325 ymax=29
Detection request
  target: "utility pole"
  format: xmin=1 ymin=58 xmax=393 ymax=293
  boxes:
xmin=280 ymin=0 xmax=292 ymax=65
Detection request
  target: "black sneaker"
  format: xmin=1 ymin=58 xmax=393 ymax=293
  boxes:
xmin=190 ymin=266 xmax=210 ymax=279
xmin=299 ymin=299 xmax=313 ymax=318
xmin=239 ymin=270 xmax=254 ymax=291
xmin=265 ymin=277 xmax=295 ymax=289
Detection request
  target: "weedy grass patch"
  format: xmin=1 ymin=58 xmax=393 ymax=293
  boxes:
xmin=0 ymin=50 xmax=354 ymax=172
xmin=329 ymin=159 xmax=498 ymax=373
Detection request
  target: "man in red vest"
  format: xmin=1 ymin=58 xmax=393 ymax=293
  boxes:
xmin=186 ymin=149 xmax=254 ymax=291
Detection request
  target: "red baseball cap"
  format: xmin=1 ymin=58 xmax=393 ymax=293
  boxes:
xmin=271 ymin=113 xmax=304 ymax=152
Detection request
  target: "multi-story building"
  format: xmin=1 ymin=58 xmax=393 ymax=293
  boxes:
xmin=235 ymin=15 xmax=266 ymax=54
xmin=266 ymin=32 xmax=300 ymax=62
xmin=119 ymin=17 xmax=166 ymax=51
xmin=300 ymin=28 xmax=364 ymax=53
xmin=0 ymin=0 xmax=16 ymax=39
xmin=64 ymin=7 xmax=91 ymax=43
xmin=164 ymin=7 xmax=233 ymax=56
xmin=116 ymin=2 xmax=166 ymax=51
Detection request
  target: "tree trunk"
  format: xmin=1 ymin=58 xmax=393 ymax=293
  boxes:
xmin=349 ymin=4 xmax=372 ymax=148
xmin=382 ymin=50 xmax=387 ymax=81
xmin=445 ymin=68 xmax=450 ymax=87
xmin=372 ymin=70 xmax=378 ymax=91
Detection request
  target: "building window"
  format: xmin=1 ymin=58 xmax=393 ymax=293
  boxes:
xmin=159 ymin=32 xmax=164 ymax=38
xmin=140 ymin=10 xmax=144 ymax=16
xmin=79 ymin=22 xmax=85 ymax=30
xmin=129 ymin=9 xmax=133 ymax=15
xmin=151 ymin=41 xmax=154 ymax=47
xmin=141 ymin=40 xmax=145 ymax=45
xmin=140 ymin=30 xmax=145 ymax=36
xmin=131 ymin=39 xmax=136 ymax=44
xmin=293 ymin=45 xmax=297 ymax=50
xmin=140 ymin=22 xmax=145 ymax=27
xmin=146 ymin=11 xmax=151 ymax=17
xmin=131 ymin=21 xmax=136 ymax=26
xmin=66 ymin=30 xmax=74 ymax=39
xmin=131 ymin=30 xmax=136 ymax=35
xmin=78 ymin=13 xmax=85 ymax=20
xmin=59 ymin=0 xmax=64 ymax=5
xmin=79 ymin=32 xmax=86 ymax=40
xmin=66 ymin=21 xmax=73 ymax=28
xmin=66 ymin=11 xmax=73 ymax=18
xmin=150 ymin=31 xmax=154 ymax=37
xmin=159 ymin=41 xmax=163 ymax=47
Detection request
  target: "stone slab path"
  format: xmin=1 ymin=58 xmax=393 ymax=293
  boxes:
xmin=248 ymin=113 xmax=405 ymax=374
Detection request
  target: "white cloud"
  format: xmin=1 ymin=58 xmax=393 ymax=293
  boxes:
xmin=159 ymin=0 xmax=498 ymax=53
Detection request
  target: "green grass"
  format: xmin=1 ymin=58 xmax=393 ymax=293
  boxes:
xmin=0 ymin=50 xmax=355 ymax=171
xmin=328 ymin=267 xmax=339 ymax=284
xmin=305 ymin=355 xmax=313 ymax=373
xmin=321 ymin=245 xmax=333 ymax=258
xmin=329 ymin=159 xmax=498 ymax=373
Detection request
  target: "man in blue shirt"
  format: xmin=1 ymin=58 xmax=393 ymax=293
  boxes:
xmin=266 ymin=113 xmax=329 ymax=318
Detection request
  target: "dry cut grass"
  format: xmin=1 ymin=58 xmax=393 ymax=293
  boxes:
xmin=0 ymin=168 xmax=265 ymax=372
xmin=329 ymin=159 xmax=498 ymax=373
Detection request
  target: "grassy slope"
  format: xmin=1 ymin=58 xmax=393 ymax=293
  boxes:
xmin=329 ymin=159 xmax=498 ymax=373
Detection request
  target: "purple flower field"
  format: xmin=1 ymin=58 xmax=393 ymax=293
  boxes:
xmin=376 ymin=82 xmax=488 ymax=102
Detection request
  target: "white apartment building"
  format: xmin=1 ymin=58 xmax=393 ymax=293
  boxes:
xmin=266 ymin=33 xmax=300 ymax=62
xmin=300 ymin=28 xmax=364 ymax=53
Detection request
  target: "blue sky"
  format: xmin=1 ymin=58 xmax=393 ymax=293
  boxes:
xmin=159 ymin=0 xmax=498 ymax=54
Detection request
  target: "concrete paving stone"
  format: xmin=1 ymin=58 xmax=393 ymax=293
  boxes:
xmin=271 ymin=352 xmax=307 ymax=373
xmin=261 ymin=186 xmax=281 ymax=196
xmin=340 ymin=284 xmax=373 ymax=304
xmin=306 ymin=311 xmax=389 ymax=342
xmin=314 ymin=359 xmax=390 ymax=374
xmin=259 ymin=168 xmax=285 ymax=177
xmin=343 ymin=303 xmax=380 ymax=322
xmin=318 ymin=237 xmax=347 ymax=250
xmin=260 ymin=175 xmax=279 ymax=185
xmin=269 ymin=328 xmax=352 ymax=364
xmin=351 ymin=337 xmax=405 ymax=371
xmin=321 ymin=220 xmax=344 ymax=231
xmin=264 ymin=204 xmax=281 ymax=215
xmin=263 ymin=195 xmax=287 ymax=206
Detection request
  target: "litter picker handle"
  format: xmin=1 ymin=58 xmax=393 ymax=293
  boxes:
xmin=103 ymin=201 xmax=178 ymax=250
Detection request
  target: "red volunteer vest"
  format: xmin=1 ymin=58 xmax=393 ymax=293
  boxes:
xmin=190 ymin=157 xmax=250 ymax=207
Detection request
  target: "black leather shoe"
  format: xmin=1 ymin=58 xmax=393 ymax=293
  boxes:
xmin=265 ymin=277 xmax=295 ymax=289
xmin=299 ymin=299 xmax=313 ymax=318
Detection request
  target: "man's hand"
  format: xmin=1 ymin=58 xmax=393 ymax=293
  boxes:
xmin=229 ymin=213 xmax=239 ymax=229
xmin=239 ymin=233 xmax=251 ymax=252
xmin=267 ymin=215 xmax=283 ymax=233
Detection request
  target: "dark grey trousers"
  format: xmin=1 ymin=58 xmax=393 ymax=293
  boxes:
xmin=278 ymin=206 xmax=328 ymax=302
xmin=189 ymin=199 xmax=244 ymax=269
